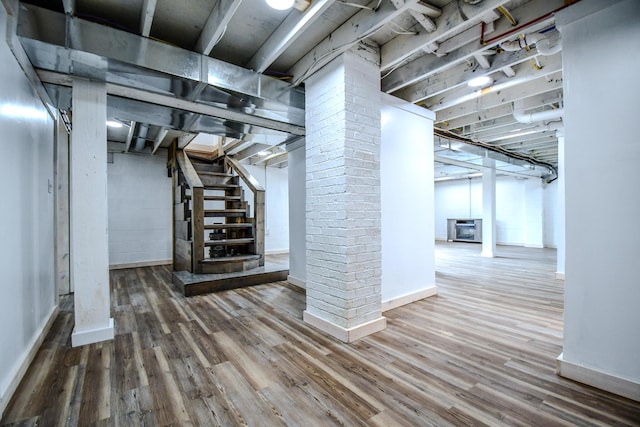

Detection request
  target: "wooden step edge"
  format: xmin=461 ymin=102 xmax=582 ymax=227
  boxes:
xmin=200 ymin=254 xmax=261 ymax=263
xmin=196 ymin=171 xmax=234 ymax=178
xmin=203 ymin=184 xmax=239 ymax=189
xmin=185 ymin=195 xmax=242 ymax=200
xmin=205 ymin=238 xmax=254 ymax=246
xmin=204 ymin=223 xmax=252 ymax=229
xmin=204 ymin=209 xmax=246 ymax=214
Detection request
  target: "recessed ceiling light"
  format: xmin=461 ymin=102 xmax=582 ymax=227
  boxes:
xmin=106 ymin=120 xmax=123 ymax=128
xmin=467 ymin=75 xmax=492 ymax=88
xmin=258 ymin=151 xmax=270 ymax=156
xmin=265 ymin=0 xmax=294 ymax=10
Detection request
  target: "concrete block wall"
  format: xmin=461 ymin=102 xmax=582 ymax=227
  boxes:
xmin=305 ymin=42 xmax=382 ymax=330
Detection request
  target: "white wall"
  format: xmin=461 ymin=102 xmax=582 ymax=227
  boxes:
xmin=107 ymin=152 xmax=172 ymax=267
xmin=381 ymin=94 xmax=436 ymax=307
xmin=557 ymin=0 xmax=640 ymax=399
xmin=435 ymin=176 xmax=557 ymax=247
xmin=244 ymin=164 xmax=289 ymax=253
xmin=287 ymin=143 xmax=306 ymax=283
xmin=0 ymin=6 xmax=56 ymax=414
xmin=543 ymin=179 xmax=557 ymax=248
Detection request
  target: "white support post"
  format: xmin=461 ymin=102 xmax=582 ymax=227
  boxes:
xmin=481 ymin=157 xmax=496 ymax=257
xmin=555 ymin=132 xmax=565 ymax=279
xmin=70 ymin=78 xmax=114 ymax=347
xmin=304 ymin=41 xmax=386 ymax=342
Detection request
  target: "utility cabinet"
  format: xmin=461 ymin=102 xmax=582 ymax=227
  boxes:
xmin=447 ymin=219 xmax=482 ymax=243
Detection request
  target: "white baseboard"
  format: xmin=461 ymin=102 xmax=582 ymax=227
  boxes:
xmin=555 ymin=272 xmax=565 ymax=280
xmin=382 ymin=285 xmax=438 ymax=312
xmin=556 ymin=353 xmax=640 ymax=402
xmin=266 ymin=250 xmax=289 ymax=255
xmin=287 ymin=275 xmax=305 ymax=289
xmin=524 ymin=243 xmax=545 ymax=249
xmin=303 ymin=311 xmax=386 ymax=343
xmin=109 ymin=259 xmax=172 ymax=270
xmin=71 ymin=318 xmax=115 ymax=347
xmin=1 ymin=304 xmax=58 ymax=418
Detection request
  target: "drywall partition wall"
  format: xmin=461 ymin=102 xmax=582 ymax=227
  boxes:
xmin=287 ymin=140 xmax=306 ymax=287
xmin=543 ymin=179 xmax=557 ymax=248
xmin=244 ymin=164 xmax=289 ymax=253
xmin=556 ymin=0 xmax=640 ymax=401
xmin=107 ymin=152 xmax=172 ymax=268
xmin=434 ymin=176 xmax=558 ymax=247
xmin=380 ymin=93 xmax=437 ymax=311
xmin=0 ymin=6 xmax=56 ymax=415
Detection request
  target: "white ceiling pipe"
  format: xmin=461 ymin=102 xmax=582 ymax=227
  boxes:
xmin=513 ymin=100 xmax=563 ymax=124
xmin=500 ymin=32 xmax=562 ymax=56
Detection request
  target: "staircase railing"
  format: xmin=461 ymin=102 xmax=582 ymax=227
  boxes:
xmin=175 ymin=150 xmax=205 ymax=273
xmin=224 ymin=156 xmax=265 ymax=266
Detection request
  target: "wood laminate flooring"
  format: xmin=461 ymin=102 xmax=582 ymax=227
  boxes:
xmin=2 ymin=242 xmax=639 ymax=426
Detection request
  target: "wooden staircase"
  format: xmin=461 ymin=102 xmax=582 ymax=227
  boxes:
xmin=171 ymin=147 xmax=265 ymax=276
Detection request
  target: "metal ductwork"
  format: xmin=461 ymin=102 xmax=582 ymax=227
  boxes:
xmin=133 ymin=124 xmax=149 ymax=152
xmin=16 ymin=4 xmax=305 ymax=146
xmin=513 ymin=100 xmax=563 ymax=124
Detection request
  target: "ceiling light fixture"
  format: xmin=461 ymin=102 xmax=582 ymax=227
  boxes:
xmin=106 ymin=120 xmax=123 ymax=128
xmin=265 ymin=0 xmax=294 ymax=10
xmin=467 ymin=75 xmax=492 ymax=88
xmin=258 ymin=151 xmax=270 ymax=156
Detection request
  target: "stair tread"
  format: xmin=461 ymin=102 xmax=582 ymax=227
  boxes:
xmin=205 ymin=238 xmax=254 ymax=246
xmin=204 ymin=184 xmax=239 ymax=189
xmin=201 ymin=254 xmax=261 ymax=263
xmin=185 ymin=195 xmax=242 ymax=200
xmin=204 ymin=223 xmax=252 ymax=229
xmin=205 ymin=209 xmax=246 ymax=213
xmin=197 ymin=171 xmax=233 ymax=177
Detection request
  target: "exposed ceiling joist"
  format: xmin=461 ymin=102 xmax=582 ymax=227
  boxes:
xmin=425 ymin=52 xmax=562 ymax=111
xmin=380 ymin=0 xmax=510 ymax=72
xmin=247 ymin=0 xmax=335 ymax=73
xmin=288 ymin=0 xmax=419 ymax=84
xmin=124 ymin=121 xmax=136 ymax=152
xmin=382 ymin=0 xmax=564 ymax=92
xmin=140 ymin=0 xmax=157 ymax=37
xmin=436 ymin=72 xmax=563 ymax=123
xmin=439 ymin=89 xmax=563 ymax=130
xmin=410 ymin=1 xmax=442 ymax=18
xmin=195 ymin=0 xmax=244 ymax=55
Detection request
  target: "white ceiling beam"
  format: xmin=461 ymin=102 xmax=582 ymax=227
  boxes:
xmin=425 ymin=53 xmax=562 ymax=112
xmin=434 ymin=21 xmax=494 ymax=58
xmin=410 ymin=1 xmax=441 ymax=18
xmin=394 ymin=40 xmax=536 ymax=103
xmin=235 ymin=143 xmax=272 ymax=161
xmin=382 ymin=0 xmax=564 ymax=92
xmin=380 ymin=0 xmax=509 ymax=72
xmin=493 ymin=135 xmax=556 ymax=147
xmin=195 ymin=0 xmax=244 ymax=55
xmin=409 ymin=10 xmax=436 ymax=32
xmin=265 ymin=152 xmax=288 ymax=167
xmin=288 ymin=0 xmax=419 ymax=85
xmin=140 ymin=0 xmax=157 ymax=37
xmin=247 ymin=0 xmax=335 ymax=73
xmin=436 ymin=72 xmax=563 ymax=123
xmin=438 ymin=90 xmax=563 ymax=130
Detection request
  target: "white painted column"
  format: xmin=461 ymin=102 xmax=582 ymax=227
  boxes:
xmin=523 ymin=178 xmax=544 ymax=248
xmin=304 ymin=41 xmax=386 ymax=342
xmin=555 ymin=133 xmax=565 ymax=279
xmin=54 ymin=112 xmax=71 ymax=295
xmin=556 ymin=0 xmax=640 ymax=401
xmin=481 ymin=158 xmax=496 ymax=257
xmin=286 ymin=138 xmax=306 ymax=288
xmin=70 ymin=78 xmax=114 ymax=347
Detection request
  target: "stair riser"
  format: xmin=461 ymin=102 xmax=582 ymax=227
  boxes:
xmin=200 ymin=175 xmax=238 ymax=187
xmin=200 ymin=259 xmax=260 ymax=275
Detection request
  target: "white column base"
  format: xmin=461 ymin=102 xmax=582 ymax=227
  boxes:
xmin=287 ymin=275 xmax=305 ymax=289
xmin=72 ymin=318 xmax=115 ymax=347
xmin=381 ymin=285 xmax=437 ymax=312
xmin=556 ymin=352 xmax=640 ymax=402
xmin=481 ymin=250 xmax=495 ymax=258
xmin=555 ymin=272 xmax=565 ymax=280
xmin=303 ymin=311 xmax=386 ymax=343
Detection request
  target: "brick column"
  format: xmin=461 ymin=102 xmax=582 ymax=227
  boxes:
xmin=303 ymin=41 xmax=386 ymax=342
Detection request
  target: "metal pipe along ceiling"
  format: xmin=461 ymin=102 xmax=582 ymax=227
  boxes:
xmin=513 ymin=100 xmax=563 ymax=124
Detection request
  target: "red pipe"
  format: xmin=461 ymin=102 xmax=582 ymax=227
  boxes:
xmin=482 ymin=1 xmax=579 ymax=46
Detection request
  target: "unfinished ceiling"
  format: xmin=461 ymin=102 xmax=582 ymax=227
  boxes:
xmin=12 ymin=0 xmax=569 ymax=177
